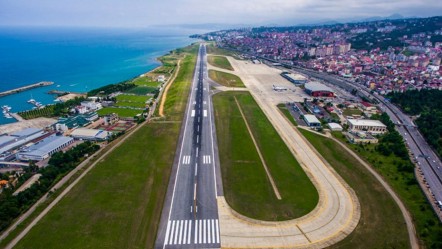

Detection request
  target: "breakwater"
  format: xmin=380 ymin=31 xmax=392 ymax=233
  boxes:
xmin=0 ymin=81 xmax=54 ymax=98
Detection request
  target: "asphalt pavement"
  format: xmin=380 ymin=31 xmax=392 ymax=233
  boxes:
xmin=155 ymin=44 xmax=222 ymax=248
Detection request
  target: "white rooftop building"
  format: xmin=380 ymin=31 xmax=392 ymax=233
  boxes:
xmin=347 ymin=119 xmax=387 ymax=134
xmin=70 ymin=128 xmax=111 ymax=141
xmin=328 ymin=123 xmax=343 ymax=131
xmin=303 ymin=114 xmax=321 ymax=127
xmin=16 ymin=135 xmax=74 ymax=161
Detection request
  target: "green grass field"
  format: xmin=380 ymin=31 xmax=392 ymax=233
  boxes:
xmin=213 ymin=91 xmax=318 ymax=220
xmin=277 ymin=104 xmax=297 ymax=126
xmin=207 ymin=55 xmax=234 ymax=71
xmin=97 ymin=107 xmax=142 ymax=118
xmin=299 ymin=129 xmax=410 ymax=248
xmin=132 ymin=76 xmax=161 ymax=87
xmin=116 ymin=94 xmax=149 ymax=103
xmin=114 ymin=102 xmax=146 ymax=109
xmin=206 ymin=43 xmax=239 ymax=58
xmin=13 ymin=122 xmax=180 ymax=249
xmin=13 ymin=44 xmax=199 ymax=249
xmin=125 ymin=86 xmax=157 ymax=95
xmin=343 ymin=108 xmax=363 ymax=116
xmin=160 ymin=46 xmax=198 ymax=120
xmin=208 ymin=69 xmax=245 ymax=88
xmin=333 ymin=132 xmax=442 ymax=248
xmin=112 ymin=94 xmax=149 ymax=109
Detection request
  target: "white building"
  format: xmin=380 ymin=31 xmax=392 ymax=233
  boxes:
xmin=347 ymin=119 xmax=387 ymax=134
xmin=70 ymin=128 xmax=111 ymax=141
xmin=303 ymin=114 xmax=321 ymax=127
xmin=81 ymin=101 xmax=102 ymax=111
xmin=16 ymin=135 xmax=74 ymax=161
xmin=328 ymin=123 xmax=343 ymax=131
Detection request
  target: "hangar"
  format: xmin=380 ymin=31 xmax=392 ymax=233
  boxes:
xmin=304 ymin=82 xmax=334 ymax=97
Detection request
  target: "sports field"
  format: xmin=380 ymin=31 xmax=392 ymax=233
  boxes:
xmin=213 ymin=91 xmax=318 ymax=220
xmin=97 ymin=107 xmax=142 ymax=118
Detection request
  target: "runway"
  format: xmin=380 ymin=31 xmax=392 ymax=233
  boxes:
xmin=155 ymin=44 xmax=222 ymax=248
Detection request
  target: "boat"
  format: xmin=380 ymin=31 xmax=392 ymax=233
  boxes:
xmin=2 ymin=105 xmax=11 ymax=113
xmin=3 ymin=113 xmax=12 ymax=119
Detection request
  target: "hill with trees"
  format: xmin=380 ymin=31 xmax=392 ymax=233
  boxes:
xmin=388 ymin=89 xmax=442 ymax=158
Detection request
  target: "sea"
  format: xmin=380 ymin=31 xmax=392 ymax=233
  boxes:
xmin=0 ymin=26 xmax=200 ymax=125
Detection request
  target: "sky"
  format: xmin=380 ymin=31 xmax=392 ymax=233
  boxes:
xmin=1 ymin=0 xmax=441 ymax=28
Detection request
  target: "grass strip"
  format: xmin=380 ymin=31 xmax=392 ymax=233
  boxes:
xmin=277 ymin=103 xmax=297 ymax=126
xmin=213 ymin=91 xmax=318 ymax=220
xmin=333 ymin=132 xmax=442 ymax=248
xmin=299 ymin=129 xmax=410 ymax=249
xmin=209 ymin=69 xmax=245 ymax=88
xmin=207 ymin=55 xmax=234 ymax=71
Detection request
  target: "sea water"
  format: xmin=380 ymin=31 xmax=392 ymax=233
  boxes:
xmin=0 ymin=26 xmax=198 ymax=125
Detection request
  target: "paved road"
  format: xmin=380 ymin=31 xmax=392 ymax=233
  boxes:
xmin=155 ymin=44 xmax=222 ymax=248
xmin=290 ymin=67 xmax=442 ymax=215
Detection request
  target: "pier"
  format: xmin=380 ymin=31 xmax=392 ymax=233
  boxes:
xmin=0 ymin=81 xmax=54 ymax=98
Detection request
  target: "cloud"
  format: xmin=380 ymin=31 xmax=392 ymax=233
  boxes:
xmin=0 ymin=0 xmax=441 ymax=27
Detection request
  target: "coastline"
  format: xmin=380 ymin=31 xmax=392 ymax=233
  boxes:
xmin=0 ymin=47 xmax=180 ymax=133
xmin=0 ymin=28 xmax=196 ymax=125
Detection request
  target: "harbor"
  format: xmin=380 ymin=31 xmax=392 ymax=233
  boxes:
xmin=0 ymin=81 xmax=54 ymax=98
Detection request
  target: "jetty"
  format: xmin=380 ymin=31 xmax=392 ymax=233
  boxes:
xmin=0 ymin=81 xmax=54 ymax=98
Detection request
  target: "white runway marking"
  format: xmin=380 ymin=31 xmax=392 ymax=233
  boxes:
xmin=195 ymin=163 xmax=198 ymax=176
xmin=203 ymin=155 xmax=211 ymax=164
xmin=182 ymin=156 xmax=191 ymax=165
xmin=165 ymin=219 xmax=220 ymax=245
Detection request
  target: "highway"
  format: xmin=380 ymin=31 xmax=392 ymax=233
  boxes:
xmin=155 ymin=44 xmax=222 ymax=248
xmin=291 ymin=67 xmax=442 ymax=215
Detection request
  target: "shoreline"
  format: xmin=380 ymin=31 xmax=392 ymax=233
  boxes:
xmin=0 ymin=48 xmax=176 ymax=131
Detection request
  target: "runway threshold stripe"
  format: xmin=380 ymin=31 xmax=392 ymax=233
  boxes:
xmin=208 ymin=219 xmax=211 ymax=244
xmin=183 ymin=220 xmax=187 ymax=244
xmin=164 ymin=220 xmax=171 ymax=245
xmin=203 ymin=219 xmax=206 ymax=244
xmin=199 ymin=219 xmax=202 ymax=244
xmin=173 ymin=220 xmax=179 ymax=244
xmin=178 ymin=220 xmax=183 ymax=244
xmin=188 ymin=220 xmax=192 ymax=244
xmin=211 ymin=219 xmax=215 ymax=243
xmin=216 ymin=219 xmax=220 ymax=243
xmin=194 ymin=220 xmax=198 ymax=244
xmin=169 ymin=220 xmax=175 ymax=245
